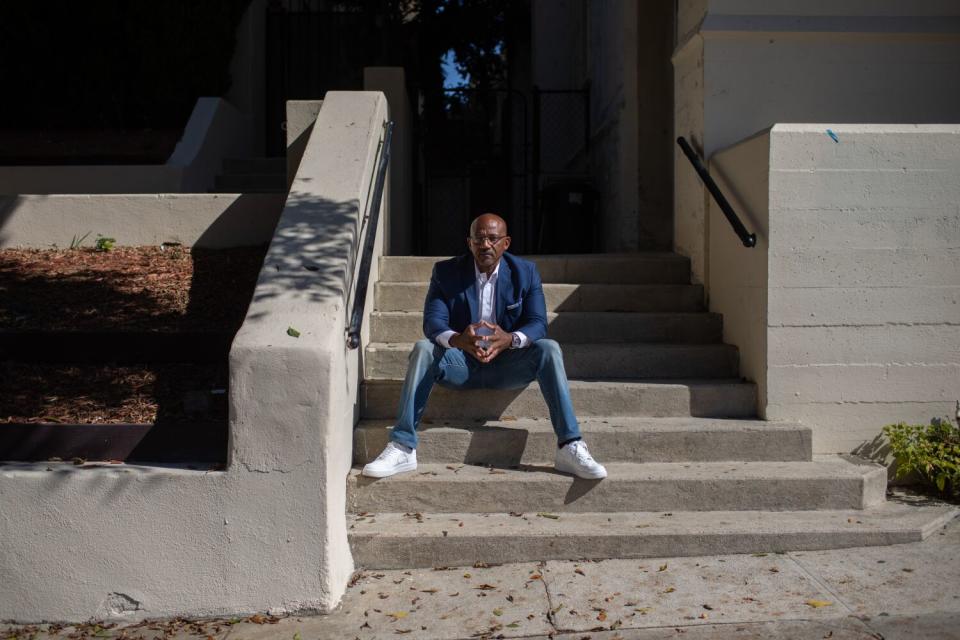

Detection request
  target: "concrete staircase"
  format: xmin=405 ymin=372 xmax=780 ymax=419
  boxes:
xmin=348 ymin=254 xmax=956 ymax=569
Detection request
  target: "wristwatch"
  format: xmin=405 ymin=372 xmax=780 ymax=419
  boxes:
xmin=510 ymin=332 xmax=522 ymax=349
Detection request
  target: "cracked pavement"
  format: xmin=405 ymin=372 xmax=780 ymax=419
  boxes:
xmin=4 ymin=515 xmax=959 ymax=640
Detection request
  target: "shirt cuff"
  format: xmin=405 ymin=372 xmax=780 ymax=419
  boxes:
xmin=512 ymin=331 xmax=530 ymax=348
xmin=436 ymin=330 xmax=456 ymax=349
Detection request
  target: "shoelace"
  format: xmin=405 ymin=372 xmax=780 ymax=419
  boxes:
xmin=376 ymin=444 xmax=406 ymax=462
xmin=570 ymin=442 xmax=594 ymax=463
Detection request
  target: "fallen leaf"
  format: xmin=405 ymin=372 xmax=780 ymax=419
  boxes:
xmin=597 ymin=610 xmax=607 ymax=621
xmin=699 ymin=613 xmax=708 ymax=619
xmin=249 ymin=615 xmax=267 ymax=624
xmin=506 ymin=595 xmax=514 ymax=603
xmin=703 ymin=604 xmax=714 ymax=610
xmin=574 ymin=568 xmax=585 ymax=576
xmin=492 ymin=608 xmax=503 ymax=616
xmin=293 ymin=632 xmax=302 ymax=640
xmin=663 ymin=587 xmax=675 ymax=594
xmin=658 ymin=564 xmax=668 ymax=572
xmin=475 ymin=583 xmax=497 ymax=590
xmin=805 ymin=600 xmax=833 ymax=609
xmin=751 ymin=553 xmax=768 ymax=557
xmin=463 ymin=573 xmax=472 ymax=579
xmin=537 ymin=512 xmax=560 ymax=520
xmin=506 ymin=622 xmax=520 ymax=628
xmin=387 ymin=611 xmax=408 ymax=620
xmin=286 ymin=326 xmax=301 ymax=338
xmin=420 ymin=588 xmax=438 ymax=594
xmin=502 ymin=415 xmax=517 ymax=421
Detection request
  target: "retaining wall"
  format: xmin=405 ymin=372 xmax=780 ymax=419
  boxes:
xmin=0 ymin=91 xmax=390 ymax=622
xmin=709 ymin=123 xmax=960 ymax=453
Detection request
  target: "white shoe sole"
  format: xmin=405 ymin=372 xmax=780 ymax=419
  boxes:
xmin=555 ymin=460 xmax=607 ymax=480
xmin=361 ymin=460 xmax=417 ymax=478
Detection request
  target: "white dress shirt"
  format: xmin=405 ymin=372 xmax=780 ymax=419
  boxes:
xmin=436 ymin=260 xmax=529 ymax=349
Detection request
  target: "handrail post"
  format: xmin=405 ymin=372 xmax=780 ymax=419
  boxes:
xmin=676 ymin=136 xmax=756 ymax=248
xmin=346 ymin=120 xmax=394 ymax=349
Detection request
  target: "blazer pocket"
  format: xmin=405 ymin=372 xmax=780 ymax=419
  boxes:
xmin=505 ymin=299 xmax=522 ymax=311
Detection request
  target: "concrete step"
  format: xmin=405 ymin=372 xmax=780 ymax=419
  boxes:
xmin=348 ymin=502 xmax=959 ymax=569
xmin=347 ymin=456 xmax=887 ymax=514
xmin=221 ymin=156 xmax=286 ymax=174
xmin=365 ymin=342 xmax=740 ymax=380
xmin=361 ymin=379 xmax=757 ymax=420
xmin=214 ymin=173 xmax=286 ymax=192
xmin=353 ymin=417 xmax=812 ymax=465
xmin=380 ymin=253 xmax=691 ymax=284
xmin=375 ymin=283 xmax=704 ymax=312
xmin=370 ymin=311 xmax=723 ymax=344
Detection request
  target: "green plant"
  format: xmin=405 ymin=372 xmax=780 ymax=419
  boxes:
xmin=95 ymin=235 xmax=116 ymax=252
xmin=69 ymin=231 xmax=92 ymax=249
xmin=883 ymin=417 xmax=960 ymax=496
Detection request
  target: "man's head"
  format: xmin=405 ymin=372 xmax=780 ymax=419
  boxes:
xmin=467 ymin=213 xmax=511 ymax=274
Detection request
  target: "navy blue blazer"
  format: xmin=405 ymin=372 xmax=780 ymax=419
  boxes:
xmin=423 ymin=252 xmax=548 ymax=343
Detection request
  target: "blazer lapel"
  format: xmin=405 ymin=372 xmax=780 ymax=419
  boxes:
xmin=495 ymin=256 xmax=513 ymax=324
xmin=461 ymin=255 xmax=479 ymax=324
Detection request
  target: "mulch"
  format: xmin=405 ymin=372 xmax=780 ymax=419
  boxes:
xmin=1 ymin=245 xmax=266 ymax=425
xmin=0 ymin=244 xmax=266 ymax=332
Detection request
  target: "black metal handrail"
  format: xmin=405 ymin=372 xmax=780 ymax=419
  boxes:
xmin=676 ymin=136 xmax=756 ymax=248
xmin=346 ymin=120 xmax=394 ymax=349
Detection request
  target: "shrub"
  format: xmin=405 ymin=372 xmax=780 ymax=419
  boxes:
xmin=883 ymin=417 xmax=960 ymax=497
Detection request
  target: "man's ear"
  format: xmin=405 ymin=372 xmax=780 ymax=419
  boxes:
xmin=502 ymin=236 xmax=511 ymax=252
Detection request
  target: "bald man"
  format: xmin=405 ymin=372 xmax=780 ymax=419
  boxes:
xmin=362 ymin=214 xmax=607 ymax=480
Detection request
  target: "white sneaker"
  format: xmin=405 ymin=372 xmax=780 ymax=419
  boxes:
xmin=555 ymin=440 xmax=607 ymax=479
xmin=362 ymin=441 xmax=417 ymax=478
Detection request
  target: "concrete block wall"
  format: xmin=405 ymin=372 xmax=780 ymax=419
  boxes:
xmin=0 ymin=92 xmax=391 ymax=622
xmin=674 ymin=0 xmax=960 ymax=285
xmin=710 ymin=124 xmax=960 ymax=453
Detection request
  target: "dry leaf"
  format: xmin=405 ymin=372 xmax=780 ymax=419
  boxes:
xmin=387 ymin=611 xmax=408 ymax=620
xmin=663 ymin=587 xmax=676 ymax=594
xmin=492 ymin=608 xmax=503 ymax=616
xmin=537 ymin=512 xmax=560 ymax=520
xmin=475 ymin=584 xmax=498 ymax=590
xmin=597 ymin=610 xmax=607 ymax=621
xmin=805 ymin=600 xmax=833 ymax=609
xmin=574 ymin=568 xmax=585 ymax=576
xmin=658 ymin=564 xmax=668 ymax=572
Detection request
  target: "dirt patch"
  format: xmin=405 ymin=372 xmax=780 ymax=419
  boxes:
xmin=1 ymin=245 xmax=265 ymax=427
xmin=0 ymin=245 xmax=266 ymax=332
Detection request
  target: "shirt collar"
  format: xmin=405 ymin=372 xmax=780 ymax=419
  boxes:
xmin=474 ymin=259 xmax=500 ymax=284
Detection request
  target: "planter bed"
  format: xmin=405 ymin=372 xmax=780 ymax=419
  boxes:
xmin=0 ymin=245 xmax=267 ymax=463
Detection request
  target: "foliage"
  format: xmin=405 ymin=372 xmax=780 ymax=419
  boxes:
xmin=883 ymin=417 xmax=960 ymax=496
xmin=94 ymin=236 xmax=116 ymax=252
xmin=69 ymin=231 xmax=92 ymax=249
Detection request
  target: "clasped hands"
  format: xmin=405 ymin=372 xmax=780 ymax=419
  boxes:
xmin=449 ymin=320 xmax=512 ymax=363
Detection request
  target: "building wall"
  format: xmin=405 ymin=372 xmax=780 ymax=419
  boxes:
xmin=711 ymin=124 xmax=960 ymax=454
xmin=674 ymin=0 xmax=960 ymax=284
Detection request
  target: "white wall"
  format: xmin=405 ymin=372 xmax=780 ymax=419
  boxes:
xmin=710 ymin=124 xmax=960 ymax=454
xmin=674 ymin=0 xmax=960 ymax=284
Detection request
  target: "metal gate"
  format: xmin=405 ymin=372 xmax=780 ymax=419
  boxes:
xmin=415 ymin=87 xmax=589 ymax=255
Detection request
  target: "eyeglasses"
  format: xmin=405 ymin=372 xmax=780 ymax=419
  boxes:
xmin=469 ymin=235 xmax=507 ymax=246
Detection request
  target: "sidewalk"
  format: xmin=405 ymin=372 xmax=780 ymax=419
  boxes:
xmin=5 ymin=499 xmax=958 ymax=640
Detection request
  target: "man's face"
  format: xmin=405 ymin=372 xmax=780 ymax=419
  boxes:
xmin=467 ymin=216 xmax=511 ymax=273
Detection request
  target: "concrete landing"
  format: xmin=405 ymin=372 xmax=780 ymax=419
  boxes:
xmin=360 ymin=379 xmax=758 ymax=419
xmin=349 ymin=502 xmax=958 ymax=569
xmin=347 ymin=456 xmax=887 ymax=514
xmin=353 ymin=417 xmax=812 ymax=464
xmin=8 ymin=503 xmax=955 ymax=637
xmin=375 ymin=282 xmax=705 ymax=312
xmin=370 ymin=311 xmax=724 ymax=344
xmin=365 ymin=342 xmax=740 ymax=379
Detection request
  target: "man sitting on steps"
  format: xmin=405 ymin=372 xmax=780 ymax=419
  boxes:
xmin=362 ymin=213 xmax=607 ymax=480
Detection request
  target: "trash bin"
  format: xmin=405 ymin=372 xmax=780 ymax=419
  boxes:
xmin=536 ymin=180 xmax=598 ymax=254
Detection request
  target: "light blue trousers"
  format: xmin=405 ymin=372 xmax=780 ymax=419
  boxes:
xmin=389 ymin=338 xmax=582 ymax=450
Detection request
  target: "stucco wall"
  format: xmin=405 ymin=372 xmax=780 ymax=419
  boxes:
xmin=674 ymin=0 xmax=960 ymax=284
xmin=710 ymin=124 xmax=960 ymax=454
xmin=0 ymin=92 xmax=391 ymax=622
